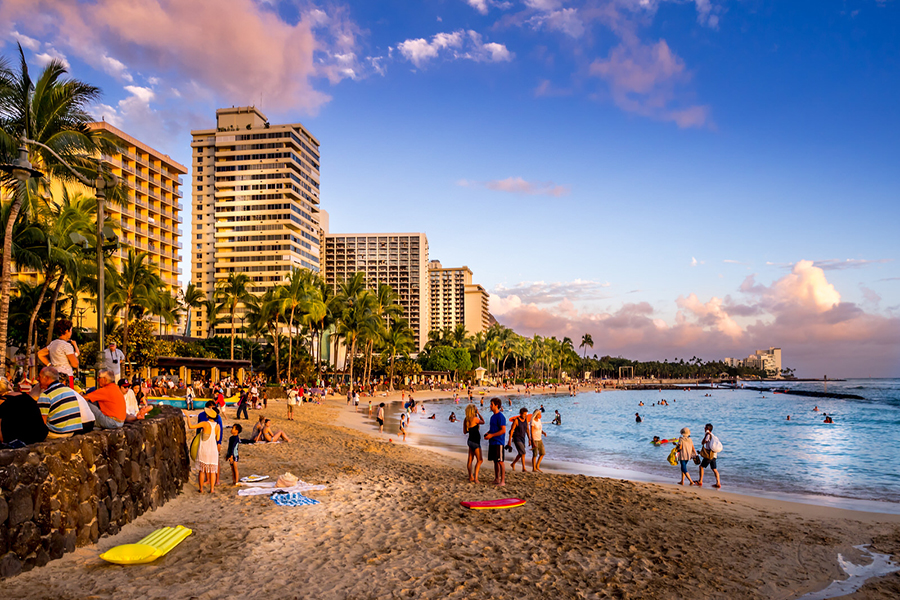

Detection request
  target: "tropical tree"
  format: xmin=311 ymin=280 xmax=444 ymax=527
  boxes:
xmin=182 ymin=282 xmax=205 ymax=337
xmin=106 ymin=250 xmax=162 ymax=374
xmin=381 ymin=319 xmax=414 ymax=391
xmin=0 ymin=45 xmax=105 ymax=375
xmin=338 ymin=288 xmax=376 ymax=392
xmin=580 ymin=333 xmax=594 ymax=367
xmin=215 ymin=272 xmax=254 ymax=361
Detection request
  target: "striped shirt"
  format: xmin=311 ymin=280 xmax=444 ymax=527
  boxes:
xmin=38 ymin=382 xmax=83 ymax=435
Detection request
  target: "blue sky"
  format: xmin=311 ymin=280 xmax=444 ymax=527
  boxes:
xmin=3 ymin=0 xmax=899 ymax=376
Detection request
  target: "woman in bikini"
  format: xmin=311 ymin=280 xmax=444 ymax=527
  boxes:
xmin=463 ymin=404 xmax=485 ymax=483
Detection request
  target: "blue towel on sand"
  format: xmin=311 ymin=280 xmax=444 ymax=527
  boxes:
xmin=272 ymin=492 xmax=320 ymax=507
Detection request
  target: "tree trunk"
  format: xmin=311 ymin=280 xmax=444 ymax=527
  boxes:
xmin=45 ymin=270 xmax=66 ymax=346
xmin=389 ymin=353 xmax=396 ymax=392
xmin=27 ymin=270 xmax=54 ymax=379
xmin=122 ymin=313 xmax=130 ymax=377
xmin=287 ymin=305 xmax=295 ymax=382
xmin=272 ymin=318 xmax=281 ymax=382
xmin=347 ymin=336 xmax=357 ymax=393
xmin=0 ymin=189 xmax=25 ymax=377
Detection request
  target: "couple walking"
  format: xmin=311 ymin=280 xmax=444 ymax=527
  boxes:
xmin=674 ymin=424 xmax=722 ymax=488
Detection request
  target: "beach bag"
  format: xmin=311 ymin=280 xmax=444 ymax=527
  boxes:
xmin=189 ymin=431 xmax=201 ymax=462
xmin=709 ymin=434 xmax=723 ymax=453
xmin=666 ymin=447 xmax=678 ymax=466
xmin=276 ymin=472 xmax=299 ymax=488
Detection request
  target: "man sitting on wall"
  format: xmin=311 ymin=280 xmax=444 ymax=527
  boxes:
xmin=85 ymin=369 xmax=126 ymax=429
xmin=37 ymin=367 xmax=83 ymax=439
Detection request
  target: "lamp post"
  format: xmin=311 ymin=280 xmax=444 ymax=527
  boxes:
xmin=0 ymin=135 xmax=116 ymax=381
xmin=240 ymin=315 xmax=245 ymax=360
xmin=0 ymin=138 xmax=44 ymax=377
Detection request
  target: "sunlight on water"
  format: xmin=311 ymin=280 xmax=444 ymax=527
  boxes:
xmin=417 ymin=379 xmax=900 ymax=504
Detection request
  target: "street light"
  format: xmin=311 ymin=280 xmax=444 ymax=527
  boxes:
xmin=0 ymin=138 xmax=44 ymax=377
xmin=0 ymin=135 xmax=116 ymax=381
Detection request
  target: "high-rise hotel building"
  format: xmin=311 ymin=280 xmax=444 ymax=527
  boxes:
xmin=324 ymin=233 xmax=430 ymax=350
xmin=190 ymin=107 xmax=322 ymax=337
xmin=428 ymin=261 xmax=491 ymax=336
xmin=88 ymin=122 xmax=186 ymax=295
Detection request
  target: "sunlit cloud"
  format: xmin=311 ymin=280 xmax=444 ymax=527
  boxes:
xmin=457 ymin=176 xmax=570 ymax=197
xmin=490 ymin=261 xmax=900 ymax=376
xmin=398 ymin=29 xmax=513 ymax=68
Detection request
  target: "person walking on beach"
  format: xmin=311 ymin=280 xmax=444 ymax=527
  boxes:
xmin=697 ymin=423 xmax=721 ymax=488
xmin=463 ymin=404 xmax=485 ymax=482
xmin=530 ymin=409 xmax=547 ymax=472
xmin=675 ymin=427 xmax=697 ymax=486
xmin=508 ymin=407 xmax=531 ymax=472
xmin=286 ymin=387 xmax=297 ymax=420
xmin=226 ymin=424 xmax=242 ymax=485
xmin=484 ymin=398 xmax=507 ymax=486
xmin=377 ymin=402 xmax=385 ymax=433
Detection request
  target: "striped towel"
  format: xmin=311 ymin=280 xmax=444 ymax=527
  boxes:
xmin=271 ymin=492 xmax=320 ymax=507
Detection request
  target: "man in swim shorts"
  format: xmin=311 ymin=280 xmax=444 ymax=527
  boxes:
xmin=484 ymin=398 xmax=507 ymax=486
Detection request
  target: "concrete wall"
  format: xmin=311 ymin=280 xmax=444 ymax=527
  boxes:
xmin=0 ymin=405 xmax=190 ymax=578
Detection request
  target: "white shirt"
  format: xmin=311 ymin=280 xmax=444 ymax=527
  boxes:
xmin=103 ymin=348 xmax=125 ymax=373
xmin=74 ymin=391 xmax=95 ymax=424
xmin=48 ymin=339 xmax=76 ymax=376
xmin=123 ymin=388 xmax=139 ymax=417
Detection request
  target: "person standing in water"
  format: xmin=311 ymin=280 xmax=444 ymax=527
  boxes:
xmin=463 ymin=404 xmax=485 ymax=482
xmin=530 ymin=409 xmax=547 ymax=472
xmin=675 ymin=427 xmax=697 ymax=486
xmin=698 ymin=423 xmax=721 ymax=488
xmin=376 ymin=402 xmax=385 ymax=433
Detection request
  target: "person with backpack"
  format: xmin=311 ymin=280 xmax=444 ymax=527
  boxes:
xmin=698 ymin=423 xmax=722 ymax=488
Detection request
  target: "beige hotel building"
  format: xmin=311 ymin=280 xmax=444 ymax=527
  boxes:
xmin=324 ymin=233 xmax=430 ymax=350
xmin=428 ymin=261 xmax=491 ymax=336
xmin=190 ymin=107 xmax=322 ymax=337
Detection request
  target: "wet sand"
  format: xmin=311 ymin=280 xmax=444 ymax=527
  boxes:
xmin=2 ymin=391 xmax=898 ymax=599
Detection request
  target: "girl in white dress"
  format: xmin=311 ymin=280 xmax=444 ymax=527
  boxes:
xmin=185 ymin=407 xmax=220 ymax=493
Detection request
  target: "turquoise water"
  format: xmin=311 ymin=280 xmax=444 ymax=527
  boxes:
xmin=414 ymin=379 xmax=900 ymax=506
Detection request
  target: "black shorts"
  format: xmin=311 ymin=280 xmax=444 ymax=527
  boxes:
xmin=701 ymin=457 xmax=717 ymax=470
xmin=376 ymin=418 xmax=384 ymax=426
xmin=488 ymin=444 xmax=504 ymax=462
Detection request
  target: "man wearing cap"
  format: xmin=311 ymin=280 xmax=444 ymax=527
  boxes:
xmin=103 ymin=342 xmax=126 ymax=381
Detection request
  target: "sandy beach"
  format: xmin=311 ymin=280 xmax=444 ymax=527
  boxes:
xmin=2 ymin=390 xmax=899 ymax=600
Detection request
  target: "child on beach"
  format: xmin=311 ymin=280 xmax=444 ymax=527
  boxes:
xmin=226 ymin=424 xmax=242 ymax=485
xmin=399 ymin=412 xmax=407 ymax=441
xmin=377 ymin=402 xmax=385 ymax=433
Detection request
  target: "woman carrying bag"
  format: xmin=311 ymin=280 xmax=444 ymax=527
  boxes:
xmin=675 ymin=427 xmax=697 ymax=486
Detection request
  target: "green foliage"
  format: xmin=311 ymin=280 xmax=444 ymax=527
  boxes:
xmin=107 ymin=319 xmax=158 ymax=369
xmin=419 ymin=346 xmax=472 ymax=374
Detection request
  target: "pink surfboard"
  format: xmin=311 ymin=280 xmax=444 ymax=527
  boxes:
xmin=460 ymin=498 xmax=526 ymax=510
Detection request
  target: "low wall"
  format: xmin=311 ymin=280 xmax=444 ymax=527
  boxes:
xmin=0 ymin=405 xmax=190 ymax=578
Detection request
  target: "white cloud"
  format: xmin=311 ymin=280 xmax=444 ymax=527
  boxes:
xmin=11 ymin=30 xmax=40 ymax=51
xmin=527 ymin=8 xmax=585 ymax=38
xmin=99 ymin=54 xmax=132 ymax=82
xmin=466 ymin=0 xmax=490 ymax=14
xmin=34 ymin=46 xmax=68 ymax=69
xmin=458 ymin=176 xmax=569 ymax=196
xmin=397 ymin=29 xmax=512 ymax=68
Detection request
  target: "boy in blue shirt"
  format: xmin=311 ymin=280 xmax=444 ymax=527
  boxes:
xmin=484 ymin=397 xmax=507 ymax=486
xmin=226 ymin=424 xmax=242 ymax=485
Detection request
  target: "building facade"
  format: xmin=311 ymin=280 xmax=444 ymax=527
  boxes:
xmin=89 ymin=122 xmax=186 ymax=296
xmin=324 ymin=233 xmax=430 ymax=350
xmin=428 ymin=260 xmax=491 ymax=336
xmin=724 ymin=347 xmax=783 ymax=376
xmin=190 ymin=107 xmax=322 ymax=337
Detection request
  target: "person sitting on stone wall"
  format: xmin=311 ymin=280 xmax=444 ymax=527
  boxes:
xmin=0 ymin=376 xmax=48 ymax=446
xmin=85 ymin=370 xmax=126 ymax=429
xmin=37 ymin=367 xmax=83 ymax=439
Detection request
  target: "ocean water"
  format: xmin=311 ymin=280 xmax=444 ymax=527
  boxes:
xmin=407 ymin=379 xmax=900 ymax=508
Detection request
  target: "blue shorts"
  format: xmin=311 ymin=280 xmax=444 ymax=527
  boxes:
xmin=680 ymin=459 xmax=690 ymax=474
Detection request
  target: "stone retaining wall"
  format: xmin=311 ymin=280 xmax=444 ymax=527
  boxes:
xmin=0 ymin=405 xmax=190 ymax=578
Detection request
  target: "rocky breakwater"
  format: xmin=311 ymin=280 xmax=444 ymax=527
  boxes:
xmin=0 ymin=405 xmax=190 ymax=578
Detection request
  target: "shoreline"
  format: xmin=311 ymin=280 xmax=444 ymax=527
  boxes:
xmin=336 ymin=393 xmax=900 ymax=521
xmin=2 ymin=390 xmax=899 ymax=599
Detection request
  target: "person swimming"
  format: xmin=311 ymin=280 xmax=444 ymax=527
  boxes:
xmin=824 ymin=416 xmax=834 ymax=424
xmin=635 ymin=412 xmax=642 ymax=423
xmin=652 ymin=436 xmax=661 ymax=444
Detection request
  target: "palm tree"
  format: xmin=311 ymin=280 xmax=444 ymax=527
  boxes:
xmin=382 ymin=319 xmax=414 ymax=391
xmin=0 ymin=45 xmax=104 ymax=375
xmin=579 ymin=333 xmax=594 ymax=374
xmin=338 ymin=289 xmax=376 ymax=392
xmin=279 ymin=268 xmax=316 ymax=381
xmin=106 ymin=250 xmax=162 ymax=374
xmin=181 ymin=282 xmax=206 ymax=337
xmin=215 ymin=272 xmax=254 ymax=362
xmin=202 ymin=298 xmax=222 ymax=338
